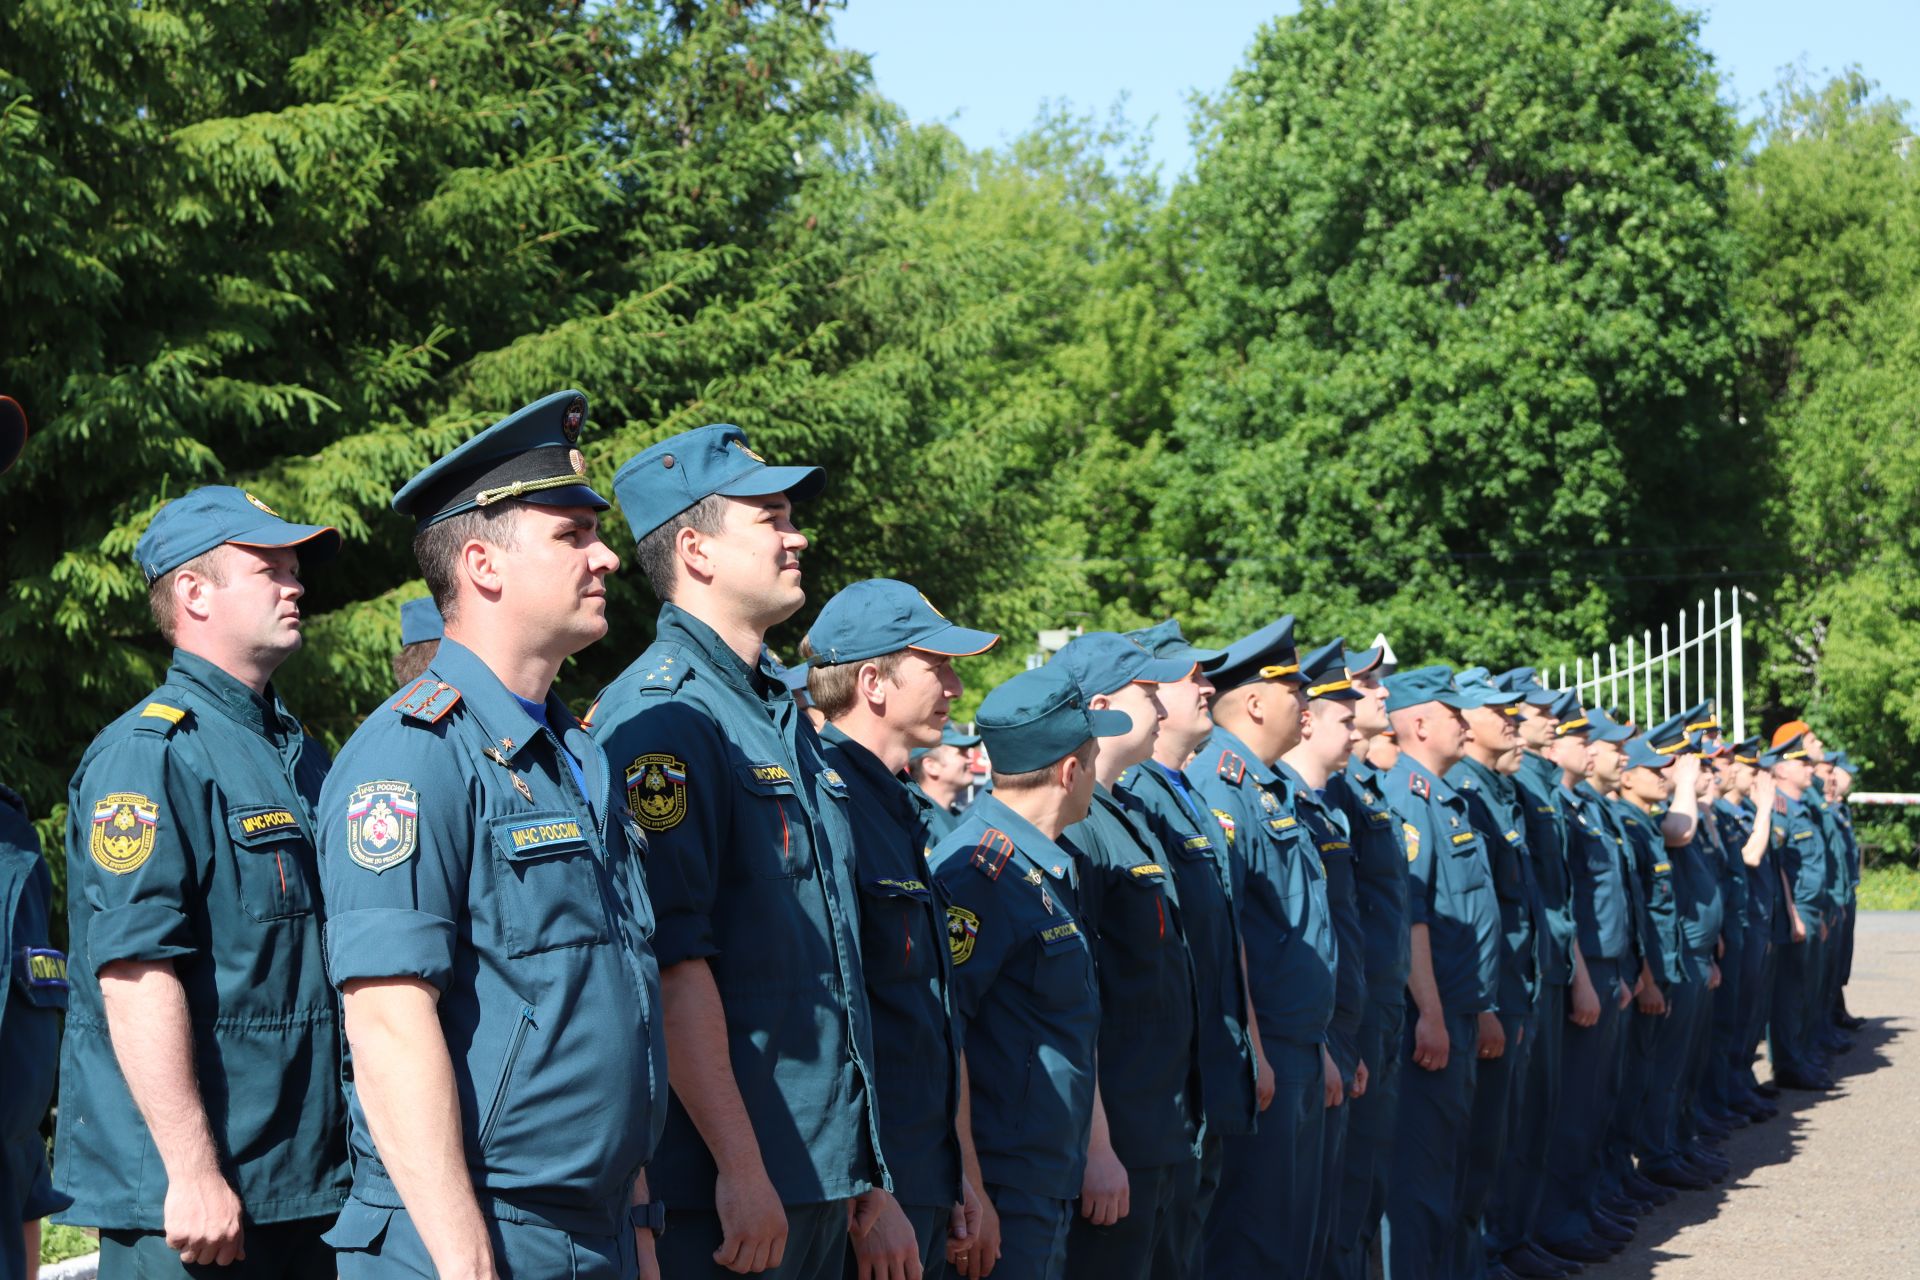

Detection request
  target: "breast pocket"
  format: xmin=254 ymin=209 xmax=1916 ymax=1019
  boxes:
xmin=227 ymin=804 xmax=316 ymax=922
xmin=732 ymin=763 xmax=814 ymax=881
xmin=489 ymin=811 xmax=609 ymax=956
xmin=857 ymin=877 xmax=938 ymax=984
xmin=1031 ymin=919 xmax=1094 ymax=1009
xmin=1115 ymin=863 xmax=1175 ymax=949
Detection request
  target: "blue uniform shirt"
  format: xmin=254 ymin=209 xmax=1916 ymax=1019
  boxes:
xmin=1680 ymin=812 xmax=1728 ymax=959
xmin=2 ymin=786 xmax=72 ymax=1250
xmin=1115 ymin=760 xmax=1259 ymax=1137
xmin=1450 ymin=756 xmax=1543 ymax=1014
xmin=1559 ymin=781 xmax=1634 ymax=964
xmin=1327 ymin=759 xmax=1412 ymax=1001
xmin=932 ymin=795 xmax=1099 ymax=1200
xmin=1516 ymin=752 xmax=1577 ymax=986
xmin=1382 ymin=756 xmax=1500 ymax=1015
xmin=1188 ymin=728 xmax=1336 ymax=1047
xmin=1613 ymin=802 xmax=1687 ymax=985
xmin=818 ymin=725 xmax=962 ymax=1210
xmin=1063 ymin=784 xmax=1203 ymax=1170
xmin=1772 ymin=790 xmax=1830 ymax=932
xmin=590 ymin=603 xmax=885 ymax=1208
xmin=1281 ymin=765 xmax=1366 ymax=1083
xmin=55 ymin=650 xmax=347 ymax=1229
xmin=321 ymin=640 xmax=666 ymax=1236
xmin=1802 ymin=790 xmax=1851 ymax=915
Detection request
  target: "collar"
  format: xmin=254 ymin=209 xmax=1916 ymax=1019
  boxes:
xmin=970 ymin=793 xmax=1077 ymax=882
xmin=1452 ymin=754 xmax=1516 ymax=802
xmin=1392 ymin=754 xmax=1463 ymax=808
xmin=168 ymin=648 xmax=294 ymax=739
xmin=654 ymin=602 xmax=782 ymax=700
xmin=426 ymin=639 xmax=579 ymax=762
xmin=820 ymin=724 xmax=924 ymax=826
xmin=1203 ymin=725 xmax=1278 ymax=787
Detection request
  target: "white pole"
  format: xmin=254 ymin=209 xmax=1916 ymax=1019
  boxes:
xmin=1732 ymin=589 xmax=1746 ymax=741
xmin=1677 ymin=608 xmax=1688 ymax=712
xmin=1610 ymin=643 xmax=1620 ymax=710
xmin=1627 ymin=636 xmax=1637 ymax=729
xmin=1661 ymin=624 xmax=1671 ymax=719
xmin=1698 ymin=598 xmax=1707 ymax=711
xmin=1644 ymin=629 xmax=1655 ymax=726
xmin=1714 ymin=590 xmax=1724 ymax=724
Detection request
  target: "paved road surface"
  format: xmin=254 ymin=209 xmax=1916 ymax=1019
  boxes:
xmin=1593 ymin=911 xmax=1920 ymax=1278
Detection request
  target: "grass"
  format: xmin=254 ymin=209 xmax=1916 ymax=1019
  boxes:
xmin=1860 ymin=863 xmax=1920 ymax=910
xmin=40 ymin=1222 xmax=95 ymax=1265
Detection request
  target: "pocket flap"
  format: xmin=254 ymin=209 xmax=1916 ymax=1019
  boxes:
xmin=227 ymin=804 xmax=305 ymax=846
xmin=490 ymin=811 xmax=593 ymax=862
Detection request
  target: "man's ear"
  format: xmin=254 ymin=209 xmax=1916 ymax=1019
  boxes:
xmin=460 ymin=535 xmax=507 ymax=600
xmin=857 ymin=661 xmax=887 ymax=709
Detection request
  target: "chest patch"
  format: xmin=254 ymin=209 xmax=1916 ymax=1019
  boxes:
xmin=90 ymin=792 xmax=159 ymax=874
xmin=238 ymin=808 xmax=299 ymax=838
xmin=626 ymin=754 xmax=688 ymax=832
xmin=749 ymin=764 xmax=792 ymax=785
xmin=504 ymin=818 xmax=585 ymax=852
xmin=346 ymin=781 xmax=419 ymax=873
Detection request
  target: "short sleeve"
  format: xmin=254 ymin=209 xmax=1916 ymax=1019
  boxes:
xmin=319 ymin=732 xmax=469 ymax=992
xmin=72 ymin=736 xmax=198 ymax=970
xmin=591 ymin=694 xmax=723 ymax=969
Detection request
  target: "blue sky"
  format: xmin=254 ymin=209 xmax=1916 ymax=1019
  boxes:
xmin=829 ymin=0 xmax=1920 ymax=178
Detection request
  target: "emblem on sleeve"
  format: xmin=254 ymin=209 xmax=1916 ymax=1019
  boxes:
xmin=346 ymin=781 xmax=419 ymax=872
xmin=626 ymin=754 xmax=688 ymax=832
xmin=90 ymin=792 xmax=159 ymax=874
xmin=947 ymin=905 xmax=980 ymax=965
xmin=1402 ymin=822 xmax=1421 ymax=863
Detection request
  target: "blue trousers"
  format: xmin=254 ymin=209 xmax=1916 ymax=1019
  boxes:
xmin=1598 ymin=997 xmax=1655 ymax=1203
xmin=656 ymin=1201 xmax=847 ymax=1280
xmin=329 ymin=1201 xmax=633 ymax=1280
xmin=987 ymin=1185 xmax=1073 ymax=1280
xmin=1634 ymin=981 xmax=1703 ymax=1170
xmin=1741 ymin=935 xmax=1776 ymax=1088
xmin=1771 ymin=936 xmax=1818 ymax=1075
xmin=1453 ymin=1001 xmax=1533 ymax=1278
xmin=1204 ymin=1038 xmax=1325 ymax=1280
xmin=1487 ymin=982 xmax=1564 ymax=1257
xmin=1536 ymin=956 xmax=1625 ymax=1248
xmin=1329 ymin=994 xmax=1406 ymax=1280
xmin=1704 ymin=934 xmax=1746 ymax=1114
xmin=1383 ymin=1007 xmax=1479 ymax=1280
xmin=1313 ymin=1084 xmax=1350 ymax=1277
xmin=1184 ymin=1133 xmax=1224 ymax=1276
xmin=1066 ymin=1157 xmax=1197 ymax=1280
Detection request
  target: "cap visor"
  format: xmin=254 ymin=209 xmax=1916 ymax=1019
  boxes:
xmin=518 ymin=483 xmax=610 ymax=513
xmin=1136 ymin=655 xmax=1200 ymax=684
xmin=1345 ymin=646 xmax=1384 ymax=677
xmin=909 ymin=623 xmax=1002 ymax=658
xmin=1472 ymin=689 xmax=1525 ymax=707
xmin=716 ymin=463 xmax=826 ymax=504
xmin=1088 ymin=707 xmax=1134 ymax=738
xmin=229 ymin=520 xmax=343 ymax=564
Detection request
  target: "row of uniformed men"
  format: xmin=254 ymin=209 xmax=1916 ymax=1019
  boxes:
xmin=0 ymin=391 xmax=1864 ymax=1280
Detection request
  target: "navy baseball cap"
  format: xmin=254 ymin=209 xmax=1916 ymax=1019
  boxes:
xmin=977 ymin=665 xmax=1131 ymax=775
xmin=1055 ymin=631 xmax=1195 ymax=698
xmin=1 ymin=396 xmax=26 ymax=474
xmin=1623 ymin=713 xmax=1692 ymax=771
xmin=136 ymin=486 xmax=342 ymax=583
xmin=1124 ymin=619 xmax=1225 ymax=671
xmin=806 ymin=579 xmax=999 ymax=665
xmin=614 ymin=423 xmax=825 ymax=544
xmin=1299 ymin=638 xmax=1361 ymax=701
xmin=1455 ymin=666 xmax=1524 ymax=710
xmin=1384 ymin=665 xmax=1495 ymax=713
xmin=399 ymin=597 xmax=444 ymax=646
xmin=1582 ymin=706 xmax=1634 ymax=744
xmin=1210 ymin=615 xmax=1307 ymax=693
xmin=1495 ymin=666 xmax=1559 ymax=707
xmin=393 ymin=390 xmax=606 ymax=527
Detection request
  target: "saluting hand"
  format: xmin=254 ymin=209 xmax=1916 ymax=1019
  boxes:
xmin=164 ymin=1166 xmax=245 ymax=1267
xmin=714 ymin=1163 xmax=788 ymax=1274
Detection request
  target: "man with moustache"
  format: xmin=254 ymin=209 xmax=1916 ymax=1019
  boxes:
xmin=1186 ymin=617 xmax=1331 ymax=1279
xmin=321 ymin=393 xmax=668 ymax=1278
xmin=1115 ymin=621 xmax=1261 ymax=1276
xmin=801 ymin=579 xmax=1002 ymax=1279
xmin=1052 ymin=633 xmax=1205 ymax=1280
xmin=591 ymin=426 xmax=887 ymax=1279
xmin=56 ymin=487 xmax=347 ymax=1277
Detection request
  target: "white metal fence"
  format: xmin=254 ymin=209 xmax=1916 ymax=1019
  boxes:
xmin=1548 ymin=587 xmax=1746 ymax=741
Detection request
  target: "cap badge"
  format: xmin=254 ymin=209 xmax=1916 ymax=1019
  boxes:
xmin=561 ymin=395 xmax=587 ymax=442
xmin=919 ymin=592 xmax=947 ymax=619
xmin=733 ymin=439 xmax=766 ymax=463
xmin=244 ymin=492 xmax=279 ymax=516
xmin=570 ymin=448 xmax=586 ymax=476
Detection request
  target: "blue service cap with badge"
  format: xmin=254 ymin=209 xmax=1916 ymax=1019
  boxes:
xmin=1124 ymin=618 xmax=1225 ymax=671
xmin=1681 ymin=701 xmax=1720 ymax=736
xmin=976 ymin=664 xmax=1131 ymax=775
xmin=1346 ymin=640 xmax=1386 ymax=678
xmin=1731 ymin=735 xmax=1765 ymax=765
xmin=136 ymin=485 xmax=342 ymax=583
xmin=1209 ymin=615 xmax=1307 ymax=693
xmin=614 ymin=423 xmax=825 ymax=544
xmin=1495 ymin=666 xmax=1559 ymax=707
xmin=1549 ymin=688 xmax=1589 ymax=734
xmin=399 ymin=597 xmax=444 ymax=646
xmin=806 ymin=579 xmax=999 ymax=665
xmin=1 ymin=395 xmax=26 ymax=475
xmin=1055 ymin=631 xmax=1196 ymax=698
xmin=1582 ymin=705 xmax=1635 ymax=744
xmin=1759 ymin=733 xmax=1809 ymax=768
xmin=1623 ymin=713 xmax=1692 ymax=771
xmin=1299 ymin=638 xmax=1361 ymax=701
xmin=393 ymin=390 xmax=606 ymax=527
xmin=1384 ymin=664 xmax=1501 ymax=713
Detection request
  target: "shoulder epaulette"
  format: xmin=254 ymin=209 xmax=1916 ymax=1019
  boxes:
xmin=968 ymin=828 xmax=1017 ymax=880
xmin=633 ymin=650 xmax=691 ymax=695
xmin=130 ymin=701 xmax=190 ymax=736
xmin=1773 ymin=794 xmax=1788 ymax=815
xmin=1410 ymin=773 xmax=1431 ymax=799
xmin=1217 ymin=749 xmax=1247 ymax=784
xmin=394 ymin=679 xmax=462 ymax=724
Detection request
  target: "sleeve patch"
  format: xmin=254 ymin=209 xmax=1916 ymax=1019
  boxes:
xmin=626 ymin=754 xmax=689 ymax=831
xmin=90 ymin=792 xmax=160 ymax=874
xmin=1402 ymin=822 xmax=1422 ymax=862
xmin=346 ymin=781 xmax=419 ymax=872
xmin=947 ymin=905 xmax=980 ymax=964
xmin=1211 ymin=809 xmax=1237 ymax=845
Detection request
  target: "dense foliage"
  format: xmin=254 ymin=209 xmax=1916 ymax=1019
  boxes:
xmin=4 ymin=0 xmax=1916 ymax=895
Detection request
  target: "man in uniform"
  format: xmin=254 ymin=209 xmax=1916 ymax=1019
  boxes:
xmin=912 ymin=727 xmax=985 ymax=843
xmin=393 ymin=596 xmax=444 ymax=686
xmin=802 ymin=578 xmax=1002 ymax=1277
xmin=319 ymin=393 xmax=668 ymax=1278
xmin=1376 ymin=666 xmax=1502 ymax=1280
xmin=1187 ymin=617 xmax=1334 ymax=1280
xmin=1051 ymin=632 xmax=1205 ymax=1280
xmin=1825 ymin=752 xmax=1864 ymax=1032
xmin=1764 ymin=731 xmax=1834 ymax=1091
xmin=1799 ymin=739 xmax=1854 ymax=1066
xmin=1324 ymin=641 xmax=1411 ymax=1280
xmin=1114 ymin=621 xmax=1259 ymax=1277
xmin=591 ymin=424 xmax=887 ymax=1279
xmin=931 ymin=666 xmax=1122 ymax=1280
xmin=1711 ymin=739 xmax=1780 ymax=1119
xmin=56 ymin=486 xmax=347 ymax=1276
